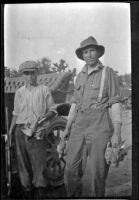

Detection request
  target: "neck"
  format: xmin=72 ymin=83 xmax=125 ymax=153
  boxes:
xmin=87 ymin=60 xmax=99 ymax=69
xmin=26 ymin=82 xmax=37 ymax=90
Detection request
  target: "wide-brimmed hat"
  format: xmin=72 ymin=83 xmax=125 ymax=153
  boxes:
xmin=19 ymin=60 xmax=38 ymax=73
xmin=75 ymin=36 xmax=105 ymax=60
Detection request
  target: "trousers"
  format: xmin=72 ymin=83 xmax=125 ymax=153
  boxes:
xmin=64 ymin=107 xmax=114 ymax=197
xmin=15 ymin=125 xmax=48 ymax=190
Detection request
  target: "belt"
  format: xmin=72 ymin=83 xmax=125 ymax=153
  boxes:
xmin=78 ymin=105 xmax=109 ymax=114
xmin=77 ymin=100 xmax=110 ymax=112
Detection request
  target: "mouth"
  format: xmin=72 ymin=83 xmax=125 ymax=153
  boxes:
xmin=87 ymin=59 xmax=95 ymax=62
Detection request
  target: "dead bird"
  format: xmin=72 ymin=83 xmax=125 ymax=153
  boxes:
xmin=105 ymin=140 xmax=132 ymax=167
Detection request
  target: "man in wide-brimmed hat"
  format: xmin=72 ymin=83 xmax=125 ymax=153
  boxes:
xmin=59 ymin=36 xmax=122 ymax=197
xmin=9 ymin=60 xmax=57 ymax=198
xmin=75 ymin=36 xmax=105 ymax=61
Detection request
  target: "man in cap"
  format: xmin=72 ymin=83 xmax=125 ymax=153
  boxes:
xmin=61 ymin=36 xmax=122 ymax=197
xmin=9 ymin=60 xmax=57 ymax=198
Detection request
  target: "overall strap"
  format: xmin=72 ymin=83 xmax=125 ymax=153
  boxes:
xmin=98 ymin=66 xmax=107 ymax=102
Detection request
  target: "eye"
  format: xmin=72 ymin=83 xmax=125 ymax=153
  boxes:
xmin=83 ymin=49 xmax=88 ymax=54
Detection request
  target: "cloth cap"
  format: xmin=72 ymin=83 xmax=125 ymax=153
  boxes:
xmin=75 ymin=36 xmax=105 ymax=60
xmin=19 ymin=60 xmax=38 ymax=73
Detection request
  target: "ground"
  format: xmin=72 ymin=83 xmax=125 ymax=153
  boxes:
xmin=82 ymin=109 xmax=132 ymax=198
xmin=3 ymin=109 xmax=132 ymax=199
xmin=105 ymin=109 xmax=132 ymax=197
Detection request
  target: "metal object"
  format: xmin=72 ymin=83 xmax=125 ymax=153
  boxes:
xmin=5 ymin=107 xmax=11 ymax=196
xmin=41 ymin=116 xmax=67 ymax=186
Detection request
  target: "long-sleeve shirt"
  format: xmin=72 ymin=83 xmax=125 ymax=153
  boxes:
xmin=13 ymin=84 xmax=56 ymax=135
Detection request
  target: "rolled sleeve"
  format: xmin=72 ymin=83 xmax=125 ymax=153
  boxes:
xmin=107 ymin=68 xmax=121 ymax=106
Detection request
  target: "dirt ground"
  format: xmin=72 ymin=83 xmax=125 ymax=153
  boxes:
xmin=82 ymin=109 xmax=132 ymax=197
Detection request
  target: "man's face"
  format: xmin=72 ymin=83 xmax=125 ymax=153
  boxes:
xmin=82 ymin=46 xmax=100 ymax=67
xmin=23 ymin=70 xmax=38 ymax=85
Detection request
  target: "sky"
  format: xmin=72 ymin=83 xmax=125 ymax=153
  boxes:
xmin=4 ymin=3 xmax=131 ymax=75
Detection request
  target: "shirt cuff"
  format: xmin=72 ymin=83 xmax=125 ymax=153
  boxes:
xmin=108 ymin=95 xmax=121 ymax=107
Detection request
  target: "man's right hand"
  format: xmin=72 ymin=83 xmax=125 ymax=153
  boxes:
xmin=61 ymin=127 xmax=70 ymax=140
xmin=57 ymin=139 xmax=66 ymax=158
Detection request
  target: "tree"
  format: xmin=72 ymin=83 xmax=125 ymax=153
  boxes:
xmin=113 ymin=70 xmax=131 ymax=88
xmin=53 ymin=59 xmax=69 ymax=73
xmin=123 ymin=73 xmax=131 ymax=88
xmin=118 ymin=75 xmax=124 ymax=87
xmin=10 ymin=69 xmax=22 ymax=77
xmin=4 ymin=66 xmax=21 ymax=77
xmin=37 ymin=57 xmax=72 ymax=74
xmin=114 ymin=70 xmax=123 ymax=87
xmin=4 ymin=57 xmax=76 ymax=77
xmin=118 ymin=73 xmax=131 ymax=88
xmin=37 ymin=57 xmax=52 ymax=74
xmin=4 ymin=66 xmax=11 ymax=77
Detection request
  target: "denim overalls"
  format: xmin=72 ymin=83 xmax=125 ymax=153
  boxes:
xmin=64 ymin=66 xmax=116 ymax=197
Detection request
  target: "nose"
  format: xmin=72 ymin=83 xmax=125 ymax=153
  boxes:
xmin=28 ymin=74 xmax=32 ymax=79
xmin=86 ymin=50 xmax=92 ymax=58
xmin=26 ymin=75 xmax=33 ymax=81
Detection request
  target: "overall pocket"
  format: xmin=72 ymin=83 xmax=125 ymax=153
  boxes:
xmin=89 ymin=86 xmax=99 ymax=100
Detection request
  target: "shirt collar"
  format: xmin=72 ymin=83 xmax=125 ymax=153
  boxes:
xmin=25 ymin=83 xmax=38 ymax=91
xmin=81 ymin=60 xmax=103 ymax=74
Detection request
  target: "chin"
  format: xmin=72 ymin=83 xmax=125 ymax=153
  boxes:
xmin=87 ymin=62 xmax=95 ymax=66
xmin=87 ymin=60 xmax=97 ymax=66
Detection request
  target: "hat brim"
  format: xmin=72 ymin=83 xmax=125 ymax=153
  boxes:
xmin=75 ymin=44 xmax=105 ymax=60
xmin=21 ymin=68 xmax=38 ymax=73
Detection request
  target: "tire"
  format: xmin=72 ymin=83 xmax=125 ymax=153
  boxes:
xmin=42 ymin=116 xmax=67 ymax=187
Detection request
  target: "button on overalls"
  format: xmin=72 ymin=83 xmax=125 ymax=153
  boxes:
xmin=64 ymin=66 xmax=114 ymax=197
